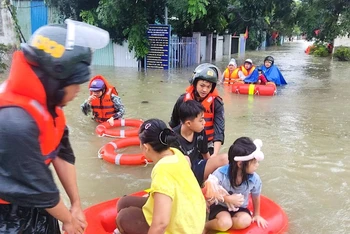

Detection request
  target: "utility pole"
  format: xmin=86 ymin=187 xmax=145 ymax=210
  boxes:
xmin=165 ymin=6 xmax=168 ymax=25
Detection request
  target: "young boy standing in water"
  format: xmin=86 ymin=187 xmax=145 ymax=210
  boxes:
xmin=172 ymin=100 xmax=228 ymax=185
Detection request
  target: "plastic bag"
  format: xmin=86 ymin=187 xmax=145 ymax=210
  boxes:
xmin=202 ymin=174 xmax=240 ymax=211
xmin=0 ymin=204 xmax=61 ymax=234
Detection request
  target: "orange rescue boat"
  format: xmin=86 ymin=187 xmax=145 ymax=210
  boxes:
xmin=231 ymin=82 xmax=277 ymax=96
xmin=83 ymin=190 xmax=288 ymax=234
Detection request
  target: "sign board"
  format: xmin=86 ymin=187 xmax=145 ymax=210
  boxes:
xmin=146 ymin=24 xmax=170 ymax=69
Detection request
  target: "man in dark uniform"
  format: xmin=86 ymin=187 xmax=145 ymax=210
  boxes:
xmin=169 ymin=63 xmax=225 ymax=156
xmin=0 ymin=20 xmax=109 ymax=233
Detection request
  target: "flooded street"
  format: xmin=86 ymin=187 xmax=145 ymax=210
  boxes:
xmin=1 ymin=40 xmax=350 ymax=233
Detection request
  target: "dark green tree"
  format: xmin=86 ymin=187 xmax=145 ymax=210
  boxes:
xmin=167 ymin=0 xmax=229 ymax=36
xmin=80 ymin=0 xmax=214 ymax=59
xmin=297 ymin=0 xmax=350 ymax=42
xmin=45 ymin=0 xmax=100 ymax=20
xmin=51 ymin=0 xmax=301 ymax=58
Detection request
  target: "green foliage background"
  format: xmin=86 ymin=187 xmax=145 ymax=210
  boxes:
xmin=44 ymin=0 xmax=350 ymax=59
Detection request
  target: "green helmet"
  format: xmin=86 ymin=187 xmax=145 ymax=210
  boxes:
xmin=20 ymin=20 xmax=109 ymax=105
xmin=190 ymin=63 xmax=220 ymax=92
xmin=264 ymin=56 xmax=274 ymax=65
xmin=21 ymin=24 xmax=92 ymax=85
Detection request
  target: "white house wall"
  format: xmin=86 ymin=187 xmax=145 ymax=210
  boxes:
xmin=334 ymin=36 xmax=350 ymax=47
xmin=0 ymin=8 xmax=17 ymax=45
xmin=216 ymin=35 xmax=224 ymax=61
xmin=200 ymin=36 xmax=207 ymax=62
xmin=113 ymin=41 xmax=138 ymax=67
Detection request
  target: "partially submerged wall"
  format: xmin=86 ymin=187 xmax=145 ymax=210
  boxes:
xmin=334 ymin=36 xmax=350 ymax=47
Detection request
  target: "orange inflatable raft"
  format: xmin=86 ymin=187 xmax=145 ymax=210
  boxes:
xmin=83 ymin=190 xmax=288 ymax=234
xmin=95 ymin=118 xmax=144 ymax=138
xmin=98 ymin=137 xmax=151 ymax=165
xmin=231 ymin=82 xmax=276 ymax=96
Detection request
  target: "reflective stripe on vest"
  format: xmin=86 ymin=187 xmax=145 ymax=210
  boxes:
xmin=184 ymin=87 xmax=216 ymax=142
xmin=89 ymin=75 xmax=119 ymax=123
xmin=223 ymin=68 xmax=239 ymax=84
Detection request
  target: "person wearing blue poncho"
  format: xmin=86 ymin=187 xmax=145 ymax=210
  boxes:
xmin=243 ymin=56 xmax=287 ymax=86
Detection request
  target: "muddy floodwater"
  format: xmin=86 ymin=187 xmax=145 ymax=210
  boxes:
xmin=1 ymin=40 xmax=349 ymax=233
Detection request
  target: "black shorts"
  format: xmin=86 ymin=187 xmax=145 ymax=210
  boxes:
xmin=208 ymin=204 xmax=252 ymax=220
xmin=191 ymin=159 xmax=208 ymax=185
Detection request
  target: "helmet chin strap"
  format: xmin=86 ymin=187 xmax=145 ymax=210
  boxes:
xmin=32 ymin=66 xmax=64 ymax=115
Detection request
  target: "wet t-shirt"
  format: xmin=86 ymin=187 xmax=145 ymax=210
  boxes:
xmin=173 ymin=125 xmax=208 ymax=163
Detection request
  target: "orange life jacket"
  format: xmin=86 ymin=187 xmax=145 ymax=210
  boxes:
xmin=0 ymin=51 xmax=66 ymax=204
xmin=240 ymin=65 xmax=256 ymax=76
xmin=183 ymin=86 xmax=218 ymax=141
xmin=223 ymin=68 xmax=239 ymax=85
xmin=89 ymin=75 xmax=118 ymax=123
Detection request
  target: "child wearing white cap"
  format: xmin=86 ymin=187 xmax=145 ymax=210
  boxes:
xmin=238 ymin=58 xmax=256 ymax=80
xmin=204 ymin=137 xmax=268 ymax=233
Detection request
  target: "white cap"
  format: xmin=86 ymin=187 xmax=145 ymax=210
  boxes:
xmin=245 ymin=59 xmax=253 ymax=64
xmin=228 ymin=58 xmax=237 ymax=66
xmin=234 ymin=139 xmax=264 ymax=162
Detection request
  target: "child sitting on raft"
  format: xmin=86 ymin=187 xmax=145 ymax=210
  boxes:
xmin=204 ymin=137 xmax=268 ymax=233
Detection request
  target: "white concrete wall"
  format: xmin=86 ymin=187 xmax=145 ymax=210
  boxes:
xmin=223 ymin=34 xmax=231 ymax=56
xmin=193 ymin=32 xmax=201 ymax=63
xmin=206 ymin=34 xmax=213 ymax=62
xmin=113 ymin=41 xmax=138 ymax=67
xmin=0 ymin=8 xmax=18 ymax=45
xmin=200 ymin=36 xmax=207 ymax=62
xmin=216 ymin=35 xmax=224 ymax=61
xmin=334 ymin=36 xmax=350 ymax=47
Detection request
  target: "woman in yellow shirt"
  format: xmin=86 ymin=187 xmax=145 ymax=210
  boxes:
xmin=116 ymin=118 xmax=206 ymax=234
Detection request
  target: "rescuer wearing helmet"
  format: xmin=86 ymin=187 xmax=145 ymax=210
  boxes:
xmin=169 ymin=63 xmax=225 ymax=156
xmin=264 ymin=56 xmax=274 ymax=68
xmin=0 ymin=20 xmax=109 ymax=233
xmin=81 ymin=75 xmax=125 ymax=126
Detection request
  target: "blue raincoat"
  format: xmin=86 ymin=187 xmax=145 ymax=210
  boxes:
xmin=244 ymin=65 xmax=287 ymax=86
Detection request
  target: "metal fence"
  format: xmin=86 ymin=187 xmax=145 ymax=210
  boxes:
xmin=169 ymin=37 xmax=197 ymax=68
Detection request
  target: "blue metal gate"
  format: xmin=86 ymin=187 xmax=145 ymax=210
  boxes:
xmin=169 ymin=37 xmax=197 ymax=68
xmin=31 ymin=1 xmax=47 ymax=33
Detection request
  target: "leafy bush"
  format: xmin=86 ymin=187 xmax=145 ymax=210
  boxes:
xmin=309 ymin=43 xmax=330 ymax=57
xmin=333 ymin=46 xmax=350 ymax=61
xmin=313 ymin=46 xmax=329 ymax=57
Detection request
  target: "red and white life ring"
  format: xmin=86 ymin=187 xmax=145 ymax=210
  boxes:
xmin=98 ymin=137 xmax=151 ymax=165
xmin=95 ymin=118 xmax=144 ymax=138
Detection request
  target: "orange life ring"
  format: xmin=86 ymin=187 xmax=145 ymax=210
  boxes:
xmin=95 ymin=118 xmax=144 ymax=137
xmin=98 ymin=137 xmax=151 ymax=165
